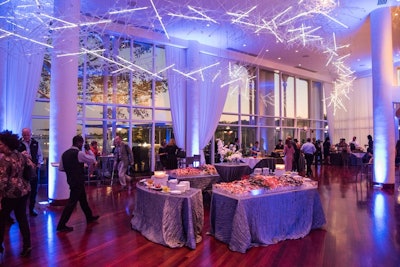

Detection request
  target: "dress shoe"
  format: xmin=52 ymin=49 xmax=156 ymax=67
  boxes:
xmin=30 ymin=209 xmax=38 ymax=217
xmin=20 ymin=247 xmax=32 ymax=257
xmin=87 ymin=215 xmax=100 ymax=223
xmin=56 ymin=225 xmax=74 ymax=232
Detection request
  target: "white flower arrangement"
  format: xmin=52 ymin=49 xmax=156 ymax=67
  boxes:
xmin=217 ymin=139 xmax=242 ymax=162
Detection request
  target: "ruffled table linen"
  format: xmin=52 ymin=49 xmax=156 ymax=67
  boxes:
xmin=209 ymin=186 xmax=326 ymax=253
xmin=131 ymin=184 xmax=204 ymax=249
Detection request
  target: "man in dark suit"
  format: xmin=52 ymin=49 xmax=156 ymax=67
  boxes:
xmin=56 ymin=135 xmax=99 ymax=232
xmin=18 ymin=128 xmax=43 ymax=216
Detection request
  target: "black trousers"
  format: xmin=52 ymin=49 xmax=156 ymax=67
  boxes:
xmin=304 ymin=153 xmax=314 ymax=176
xmin=0 ymin=195 xmax=31 ymax=249
xmin=29 ymin=175 xmax=38 ymax=211
xmin=57 ymin=184 xmax=94 ymax=227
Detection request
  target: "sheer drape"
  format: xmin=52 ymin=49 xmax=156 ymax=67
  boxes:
xmin=2 ymin=49 xmax=44 ymax=133
xmin=0 ymin=2 xmax=46 ymax=133
xmin=198 ymin=55 xmax=229 ymax=164
xmin=165 ymin=46 xmax=186 ymax=148
xmin=325 ymin=77 xmax=373 ymax=147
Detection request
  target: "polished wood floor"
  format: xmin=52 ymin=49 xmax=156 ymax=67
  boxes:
xmin=1 ymin=165 xmax=400 ymax=267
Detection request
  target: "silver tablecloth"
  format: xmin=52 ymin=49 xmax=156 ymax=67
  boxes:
xmin=214 ymin=163 xmax=250 ymax=182
xmin=169 ymin=173 xmax=221 ymax=191
xmin=131 ymin=184 xmax=204 ymax=249
xmin=210 ymin=187 xmax=326 ymax=253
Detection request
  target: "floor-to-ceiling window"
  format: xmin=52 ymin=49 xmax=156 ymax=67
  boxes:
xmin=33 ymin=32 xmax=172 ymax=174
xmin=32 ymin=32 xmax=327 ymax=173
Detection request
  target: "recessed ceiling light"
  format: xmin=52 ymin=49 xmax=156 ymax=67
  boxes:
xmin=298 ymin=63 xmax=302 ymax=66
xmin=265 ymin=49 xmax=269 ymax=52
xmin=357 ymin=58 xmax=361 ymax=61
xmin=243 ymin=44 xmax=247 ymax=47
xmin=278 ymin=57 xmax=281 ymax=60
xmin=295 ymin=50 xmax=299 ymax=53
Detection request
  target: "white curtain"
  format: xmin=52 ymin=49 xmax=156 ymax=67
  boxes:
xmin=325 ymin=76 xmax=373 ymax=147
xmin=2 ymin=50 xmax=44 ymax=133
xmin=165 ymin=46 xmax=186 ymax=148
xmin=0 ymin=2 xmax=47 ymax=134
xmin=198 ymin=55 xmax=230 ymax=163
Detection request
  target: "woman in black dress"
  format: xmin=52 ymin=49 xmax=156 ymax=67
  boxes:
xmin=165 ymin=138 xmax=179 ymax=170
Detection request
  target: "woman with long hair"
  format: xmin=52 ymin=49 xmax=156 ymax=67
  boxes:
xmin=0 ymin=130 xmax=35 ymax=259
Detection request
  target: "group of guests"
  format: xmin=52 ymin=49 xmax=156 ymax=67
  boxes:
xmin=0 ymin=130 xmax=101 ymax=260
xmin=0 ymin=127 xmax=49 ymax=259
xmin=282 ymin=135 xmax=374 ymax=177
xmin=283 ymin=137 xmax=314 ymax=177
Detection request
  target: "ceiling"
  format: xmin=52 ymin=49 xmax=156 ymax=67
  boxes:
xmin=1 ymin=0 xmax=399 ymax=81
xmin=78 ymin=0 xmax=400 ymax=79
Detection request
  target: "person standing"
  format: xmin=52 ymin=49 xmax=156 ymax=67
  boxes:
xmin=250 ymin=141 xmax=261 ymax=156
xmin=56 ymin=135 xmax=99 ymax=232
xmin=292 ymin=138 xmax=301 ymax=171
xmin=283 ymin=138 xmax=295 ymax=171
xmin=338 ymin=138 xmax=350 ymax=167
xmin=158 ymin=140 xmax=168 ymax=170
xmin=367 ymin=135 xmax=374 ymax=153
xmin=314 ymin=140 xmax=323 ymax=166
xmin=275 ymin=139 xmax=284 ymax=150
xmin=301 ymin=138 xmax=316 ymax=177
xmin=113 ymin=136 xmax=134 ymax=190
xmin=0 ymin=130 xmax=34 ymax=257
xmin=89 ymin=140 xmax=101 ymax=159
xmin=323 ymin=137 xmax=331 ymax=165
xmin=165 ymin=138 xmax=179 ymax=170
xmin=18 ymin=128 xmax=43 ymax=217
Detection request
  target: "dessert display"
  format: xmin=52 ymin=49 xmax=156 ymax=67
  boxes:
xmin=213 ymin=174 xmax=316 ymax=195
xmin=172 ymin=164 xmax=217 ymax=176
xmin=199 ymin=164 xmax=218 ymax=175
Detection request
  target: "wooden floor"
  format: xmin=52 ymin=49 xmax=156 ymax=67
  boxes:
xmin=1 ymin=165 xmax=400 ymax=267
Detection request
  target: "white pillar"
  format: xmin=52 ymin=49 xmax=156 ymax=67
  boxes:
xmin=48 ymin=0 xmax=80 ymax=204
xmin=186 ymin=41 xmax=201 ymax=157
xmin=370 ymin=7 xmax=395 ymax=185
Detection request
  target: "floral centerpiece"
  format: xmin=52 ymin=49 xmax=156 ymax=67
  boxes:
xmin=217 ymin=139 xmax=242 ymax=163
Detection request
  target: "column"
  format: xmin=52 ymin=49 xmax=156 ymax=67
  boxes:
xmin=370 ymin=7 xmax=395 ymax=185
xmin=48 ymin=0 xmax=80 ymax=204
xmin=186 ymin=41 xmax=201 ymax=157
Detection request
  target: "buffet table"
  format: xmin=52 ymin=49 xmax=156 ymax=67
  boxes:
xmin=168 ymin=173 xmax=221 ymax=192
xmin=214 ymin=163 xmax=250 ymax=182
xmin=330 ymin=152 xmax=365 ymax=166
xmin=209 ymin=186 xmax=326 ymax=253
xmin=131 ymin=184 xmax=204 ymax=249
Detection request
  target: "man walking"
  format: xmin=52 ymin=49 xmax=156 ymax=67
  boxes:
xmin=301 ymin=138 xmax=316 ymax=177
xmin=57 ymin=135 xmax=99 ymax=232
